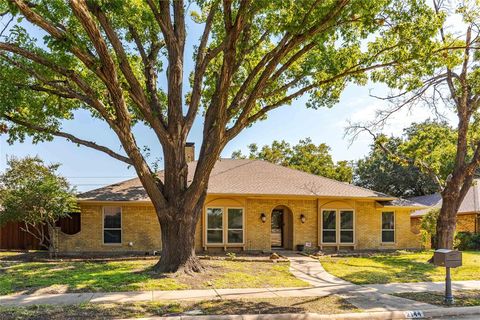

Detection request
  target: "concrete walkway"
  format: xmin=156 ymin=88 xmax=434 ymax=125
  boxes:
xmin=282 ymin=252 xmax=438 ymax=312
xmin=0 ymin=252 xmax=477 ymax=312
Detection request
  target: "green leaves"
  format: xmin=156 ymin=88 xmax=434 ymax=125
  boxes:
xmin=232 ymin=138 xmax=353 ymax=182
xmin=354 ymin=135 xmax=439 ymax=197
xmin=0 ymin=156 xmax=78 ymax=228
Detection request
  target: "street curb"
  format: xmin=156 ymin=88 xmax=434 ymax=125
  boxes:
xmin=122 ymin=306 xmax=480 ymax=320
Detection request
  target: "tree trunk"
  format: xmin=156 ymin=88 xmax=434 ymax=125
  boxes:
xmin=47 ymin=223 xmax=57 ymax=259
xmin=435 ymin=197 xmax=458 ymax=249
xmin=153 ymin=194 xmax=206 ymax=274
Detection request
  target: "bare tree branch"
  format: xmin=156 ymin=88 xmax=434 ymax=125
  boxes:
xmin=3 ymin=115 xmax=133 ymax=165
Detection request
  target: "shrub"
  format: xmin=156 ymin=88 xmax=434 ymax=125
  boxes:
xmin=454 ymin=232 xmax=480 ymax=250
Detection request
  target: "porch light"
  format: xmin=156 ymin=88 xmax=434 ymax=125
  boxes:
xmin=300 ymin=214 xmax=306 ymax=223
xmin=260 ymin=213 xmax=267 ymax=223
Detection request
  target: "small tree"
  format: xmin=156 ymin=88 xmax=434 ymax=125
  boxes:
xmin=232 ymin=138 xmax=353 ymax=182
xmin=420 ymin=208 xmax=440 ymax=248
xmin=0 ymin=156 xmax=78 ymax=257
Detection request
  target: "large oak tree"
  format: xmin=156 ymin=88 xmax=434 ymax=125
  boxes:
xmin=0 ymin=0 xmax=438 ymax=272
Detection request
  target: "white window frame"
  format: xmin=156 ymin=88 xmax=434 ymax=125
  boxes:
xmin=339 ymin=210 xmax=355 ymax=244
xmin=321 ymin=209 xmax=337 ymax=244
xmin=102 ymin=206 xmax=122 ymax=245
xmin=205 ymin=206 xmax=245 ymax=245
xmin=381 ymin=211 xmax=396 ymax=244
xmin=206 ymin=207 xmax=224 ymax=245
xmin=226 ymin=207 xmax=245 ymax=245
xmin=321 ymin=209 xmax=355 ymax=245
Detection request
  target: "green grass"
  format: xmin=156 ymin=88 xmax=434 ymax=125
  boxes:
xmin=319 ymin=250 xmax=480 ymax=284
xmin=0 ymin=296 xmax=358 ymax=319
xmin=0 ymin=259 xmax=308 ymax=295
xmin=395 ymin=290 xmax=480 ymax=307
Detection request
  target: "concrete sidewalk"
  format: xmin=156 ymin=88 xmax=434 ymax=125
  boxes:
xmin=0 ymin=286 xmax=353 ymax=307
xmin=366 ymin=280 xmax=480 ymax=294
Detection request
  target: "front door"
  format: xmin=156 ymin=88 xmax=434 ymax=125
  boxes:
xmin=271 ymin=209 xmax=284 ymax=247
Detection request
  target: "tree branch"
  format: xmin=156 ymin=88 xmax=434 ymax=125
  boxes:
xmin=3 ymin=115 xmax=133 ymax=165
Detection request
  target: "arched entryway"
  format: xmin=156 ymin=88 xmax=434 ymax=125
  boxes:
xmin=271 ymin=205 xmax=294 ymax=250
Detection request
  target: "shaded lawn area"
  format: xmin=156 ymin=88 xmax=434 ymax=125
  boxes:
xmin=319 ymin=250 xmax=480 ymax=284
xmin=395 ymin=290 xmax=480 ymax=307
xmin=0 ymin=296 xmax=358 ymax=319
xmin=0 ymin=259 xmax=308 ymax=295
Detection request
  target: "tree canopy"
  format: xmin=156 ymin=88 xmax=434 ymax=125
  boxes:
xmin=354 ymin=120 xmax=460 ymax=197
xmin=0 ymin=156 xmax=77 ymax=256
xmin=232 ymin=138 xmax=352 ymax=182
xmin=354 ymin=136 xmax=438 ymax=197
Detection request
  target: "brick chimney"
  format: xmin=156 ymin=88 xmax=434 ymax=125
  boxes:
xmin=185 ymin=142 xmax=195 ymax=162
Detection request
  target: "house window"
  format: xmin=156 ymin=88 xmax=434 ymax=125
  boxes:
xmin=207 ymin=208 xmax=223 ymax=244
xmin=340 ymin=210 xmax=354 ymax=243
xmin=103 ymin=207 xmax=122 ymax=244
xmin=227 ymin=208 xmax=243 ymax=243
xmin=382 ymin=211 xmax=395 ymax=243
xmin=322 ymin=210 xmax=336 ymax=243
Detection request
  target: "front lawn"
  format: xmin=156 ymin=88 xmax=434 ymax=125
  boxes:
xmin=395 ymin=290 xmax=480 ymax=307
xmin=319 ymin=250 xmax=480 ymax=284
xmin=0 ymin=296 xmax=358 ymax=319
xmin=0 ymin=258 xmax=308 ymax=295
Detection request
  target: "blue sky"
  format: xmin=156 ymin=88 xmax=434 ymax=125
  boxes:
xmin=0 ymin=6 xmax=446 ymax=192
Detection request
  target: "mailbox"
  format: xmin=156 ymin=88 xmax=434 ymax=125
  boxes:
xmin=433 ymin=249 xmax=462 ymax=268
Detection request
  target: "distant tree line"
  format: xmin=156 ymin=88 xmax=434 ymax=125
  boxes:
xmin=233 ymin=120 xmax=460 ymax=198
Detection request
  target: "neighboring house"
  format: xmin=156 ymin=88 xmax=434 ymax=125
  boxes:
xmin=410 ymin=182 xmax=480 ymax=234
xmin=53 ymin=145 xmax=426 ymax=254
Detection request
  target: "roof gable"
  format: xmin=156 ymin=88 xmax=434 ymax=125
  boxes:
xmin=78 ymin=159 xmax=394 ymax=202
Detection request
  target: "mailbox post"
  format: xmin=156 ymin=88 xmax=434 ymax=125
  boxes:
xmin=433 ymin=249 xmax=462 ymax=305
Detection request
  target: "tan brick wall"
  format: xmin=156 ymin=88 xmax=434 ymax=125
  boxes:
xmin=59 ymin=204 xmax=161 ymax=253
xmin=349 ymin=201 xmax=421 ymax=250
xmin=60 ymin=197 xmax=423 ymax=253
xmin=409 ymin=212 xmax=478 ymax=235
xmin=457 ymin=213 xmax=477 ymax=232
xmin=244 ymin=198 xmax=318 ymax=250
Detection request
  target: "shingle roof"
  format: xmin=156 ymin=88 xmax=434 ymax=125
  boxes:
xmin=78 ymin=159 xmax=395 ymax=202
xmin=410 ymin=180 xmax=480 ymax=217
xmin=377 ymin=198 xmax=426 ymax=208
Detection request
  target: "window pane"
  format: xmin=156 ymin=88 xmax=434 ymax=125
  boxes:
xmin=104 ymin=207 xmax=121 ymax=228
xmin=322 ymin=230 xmax=336 ymax=243
xmin=228 ymin=209 xmax=243 ymax=229
xmin=207 ymin=230 xmax=223 ymax=243
xmin=382 ymin=230 xmax=395 ymax=243
xmin=340 ymin=231 xmax=354 ymax=243
xmin=323 ymin=211 xmax=336 ymax=230
xmin=340 ymin=211 xmax=353 ymax=229
xmin=104 ymin=230 xmax=121 ymax=244
xmin=228 ymin=230 xmax=243 ymax=243
xmin=207 ymin=208 xmax=223 ymax=229
xmin=382 ymin=212 xmax=394 ymax=230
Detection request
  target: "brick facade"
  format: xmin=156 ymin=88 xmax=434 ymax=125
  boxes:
xmin=58 ymin=196 xmax=423 ymax=254
xmin=456 ymin=213 xmax=478 ymax=233
xmin=410 ymin=212 xmax=479 ymax=236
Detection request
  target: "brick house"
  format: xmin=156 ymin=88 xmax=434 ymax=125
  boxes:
xmin=410 ymin=185 xmax=480 ymax=234
xmin=54 ymin=146 xmax=426 ymax=254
